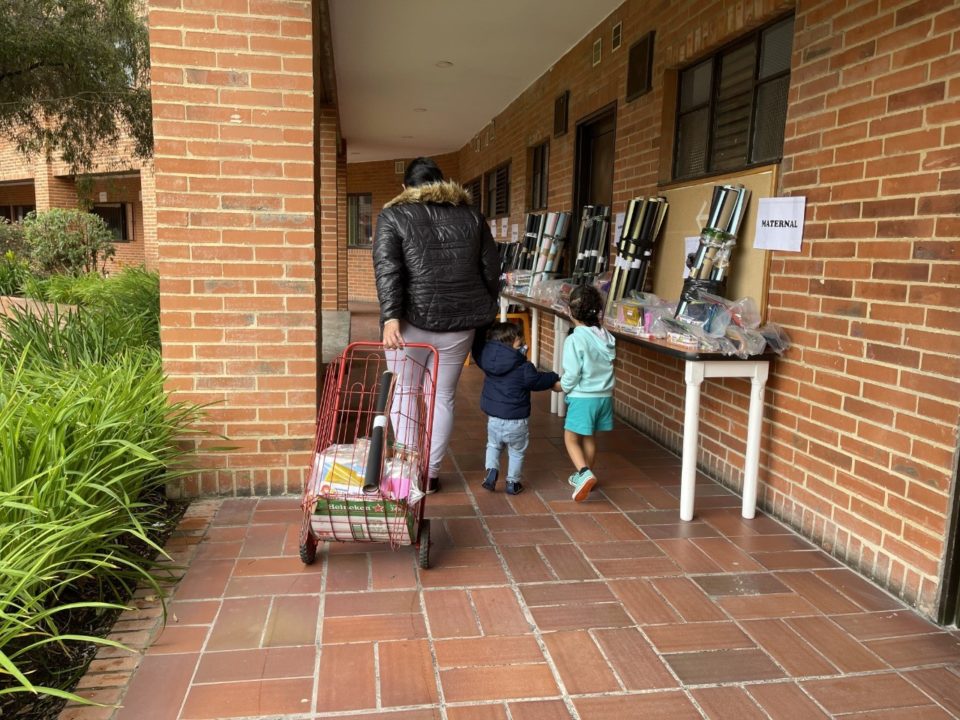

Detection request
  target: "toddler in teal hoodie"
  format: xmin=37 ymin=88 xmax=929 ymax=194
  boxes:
xmin=560 ymin=285 xmax=616 ymax=502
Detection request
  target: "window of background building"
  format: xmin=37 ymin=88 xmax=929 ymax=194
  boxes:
xmin=0 ymin=205 xmax=36 ymax=222
xmin=528 ymin=141 xmax=549 ymax=210
xmin=673 ymin=14 xmax=794 ymax=181
xmin=91 ymin=203 xmax=131 ymax=242
xmin=463 ymin=177 xmax=482 ymax=210
xmin=484 ymin=162 xmax=510 ymax=218
xmin=347 ymin=193 xmax=373 ymax=247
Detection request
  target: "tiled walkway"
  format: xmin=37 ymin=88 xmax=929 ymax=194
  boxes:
xmin=59 ymin=312 xmax=960 ymax=719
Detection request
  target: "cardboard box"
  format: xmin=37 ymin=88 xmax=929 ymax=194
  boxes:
xmin=311 ymin=496 xmax=415 ymax=545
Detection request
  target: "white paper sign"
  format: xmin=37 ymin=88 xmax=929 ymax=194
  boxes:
xmin=682 ymin=236 xmax=700 ymax=278
xmin=614 ymin=212 xmax=626 ymax=242
xmin=501 ymin=217 xmax=508 ymax=237
xmin=754 ymin=196 xmax=806 ymax=252
xmin=489 ymin=220 xmax=497 ymax=238
xmin=511 ymin=224 xmax=519 ymax=242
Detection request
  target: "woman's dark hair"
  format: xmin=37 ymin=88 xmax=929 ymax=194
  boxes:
xmin=487 ymin=321 xmax=521 ymax=344
xmin=403 ymin=157 xmax=444 ymax=187
xmin=568 ymin=285 xmax=604 ymax=327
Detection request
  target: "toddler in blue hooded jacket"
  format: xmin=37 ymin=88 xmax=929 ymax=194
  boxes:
xmin=475 ymin=321 xmax=561 ymax=495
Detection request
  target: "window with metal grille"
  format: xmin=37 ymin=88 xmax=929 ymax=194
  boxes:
xmin=673 ymin=14 xmax=794 ymax=181
xmin=463 ymin=176 xmax=482 ymax=210
xmin=484 ymin=162 xmax=510 ymax=218
xmin=347 ymin=193 xmax=373 ymax=247
xmin=528 ymin=142 xmax=549 ymax=211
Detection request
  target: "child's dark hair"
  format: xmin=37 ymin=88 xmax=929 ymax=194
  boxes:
xmin=568 ymin=285 xmax=604 ymax=327
xmin=487 ymin=321 xmax=521 ymax=344
xmin=403 ymin=157 xmax=444 ymax=187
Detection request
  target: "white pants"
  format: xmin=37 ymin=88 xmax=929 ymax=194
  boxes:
xmin=387 ymin=322 xmax=474 ymax=478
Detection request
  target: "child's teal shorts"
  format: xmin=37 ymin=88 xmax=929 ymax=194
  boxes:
xmin=564 ymin=396 xmax=614 ymax=435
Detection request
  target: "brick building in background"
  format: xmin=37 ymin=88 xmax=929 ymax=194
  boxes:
xmin=148 ymin=0 xmax=959 ymax=620
xmin=0 ymin=140 xmax=157 ymax=269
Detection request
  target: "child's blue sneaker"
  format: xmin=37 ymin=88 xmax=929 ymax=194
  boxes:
xmin=571 ymin=469 xmax=597 ymax=503
xmin=482 ymin=468 xmax=498 ymax=492
xmin=506 ymin=481 xmax=524 ymax=495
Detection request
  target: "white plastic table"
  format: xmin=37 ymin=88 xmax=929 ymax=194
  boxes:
xmin=500 ymin=291 xmax=771 ymax=521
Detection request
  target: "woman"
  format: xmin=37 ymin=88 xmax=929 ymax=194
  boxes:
xmin=373 ymin=157 xmax=500 ymax=493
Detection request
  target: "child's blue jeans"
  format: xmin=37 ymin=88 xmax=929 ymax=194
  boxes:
xmin=485 ymin=417 xmax=530 ymax=483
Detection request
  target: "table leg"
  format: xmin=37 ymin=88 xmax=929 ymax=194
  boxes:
xmin=680 ymin=362 xmax=705 ymax=521
xmin=530 ymin=307 xmax=540 ymax=367
xmin=741 ymin=362 xmax=769 ymax=519
xmin=499 ymin=296 xmax=508 ymax=322
xmin=554 ymin=314 xmax=567 ymax=418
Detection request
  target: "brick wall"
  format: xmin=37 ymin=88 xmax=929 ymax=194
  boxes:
xmin=86 ymin=175 xmax=147 ymax=268
xmin=344 ymin=152 xmax=460 ymax=303
xmin=318 ymin=107 xmax=341 ymax=311
xmin=148 ymin=0 xmax=317 ymax=497
xmin=452 ymin=0 xmax=960 ymax=614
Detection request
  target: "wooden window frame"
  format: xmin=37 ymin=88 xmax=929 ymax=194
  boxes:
xmin=347 ymin=192 xmax=373 ymax=248
xmin=483 ymin=162 xmax=511 ymax=218
xmin=528 ymin=141 xmax=549 ymax=211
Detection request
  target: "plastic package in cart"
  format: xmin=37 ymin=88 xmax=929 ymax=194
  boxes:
xmin=308 ymin=439 xmax=371 ymax=496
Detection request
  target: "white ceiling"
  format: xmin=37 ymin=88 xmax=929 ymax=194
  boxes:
xmin=329 ymin=0 xmax=625 ymax=164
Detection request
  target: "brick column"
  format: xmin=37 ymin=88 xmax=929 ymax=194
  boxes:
xmin=149 ymin=0 xmax=317 ymax=497
xmin=140 ymin=159 xmax=158 ymax=270
xmin=32 ymin=157 xmax=78 ymax=211
xmin=318 ymin=106 xmax=339 ymax=311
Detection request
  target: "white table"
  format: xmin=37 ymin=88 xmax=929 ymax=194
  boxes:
xmin=500 ymin=291 xmax=771 ymax=521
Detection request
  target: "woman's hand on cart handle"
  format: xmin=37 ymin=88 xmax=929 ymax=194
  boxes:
xmin=383 ymin=319 xmax=405 ymax=349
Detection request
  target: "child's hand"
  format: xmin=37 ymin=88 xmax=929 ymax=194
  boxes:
xmin=553 ymin=381 xmax=563 ymax=392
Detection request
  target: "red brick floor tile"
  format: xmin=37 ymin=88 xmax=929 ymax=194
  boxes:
xmin=837 ymin=707 xmax=954 ymax=719
xmin=655 ymin=537 xmax=724 ymax=572
xmin=173 ymin=559 xmax=235 ymax=600
xmin=752 ymin=549 xmax=842 ymax=571
xmin=193 ymin=646 xmax=315 ymax=683
xmin=539 ymin=544 xmax=597 ymax=580
xmin=652 ymin=577 xmax=727 ymax=622
xmin=167 ymin=600 xmax=220 ymax=625
xmin=694 ymin=572 xmax=790 ymax=596
xmin=324 ymin=589 xmax=420 ymax=616
xmin=440 ymin=663 xmax=559 ymax=702
xmin=58 ymin=707 xmax=116 ymax=720
xmin=434 ymin=636 xmax=545 ymax=668
xmin=263 ymin=594 xmax=320 ymax=647
xmin=592 ymin=555 xmax=682 ymax=578
xmin=322 ymin=613 xmax=428 ymax=644
xmin=424 ymin=589 xmax=481 ymax=638
xmin=580 ymin=540 xmax=665 ymax=560
xmin=380 ymin=639 xmax=440 ymax=707
xmin=418 ymin=563 xmax=508 ymax=588
xmin=865 ymin=631 xmax=960 ymax=668
xmin=325 ymin=553 xmax=369 ymax=592
xmin=749 ymin=680 xmax=834 ymax=718
xmin=501 ymin=546 xmax=555 ymax=582
xmin=180 ymin=678 xmax=314 ymax=718
xmin=223 ymin=572 xmax=324 ymax=597
xmin=542 ymin=629 xmax=620 ymax=694
xmin=802 ymin=673 xmax=931 ymax=714
xmin=492 ymin=528 xmax=571 ymax=546
xmin=146 ymin=624 xmax=209 ymax=655
xmin=644 ymin=621 xmax=755 ymax=654
xmin=832 ymin=610 xmax=942 ymax=640
xmin=904 ymin=666 xmax=960 ymax=716
xmin=446 ymin=705 xmax=508 ymax=720
xmin=233 ymin=556 xmax=324 ymax=577
xmin=728 ymin=533 xmax=816 ymax=552
xmin=239 ymin=523 xmax=288 ymax=558
xmin=529 ymin=600 xmax=634 ymax=632
xmin=665 ymin=648 xmax=785 ymax=684
xmin=608 ymin=578 xmax=682 ymax=625
xmin=774 ymin=570 xmax=863 ymax=613
xmin=520 ymin=580 xmax=616 ymax=606
xmin=741 ymin=618 xmax=838 ymax=676
xmin=318 ymin=711 xmax=440 ymax=719
xmin=205 ymin=597 xmax=271 ymax=651
xmin=815 ymin=568 xmax=904 ymax=611
xmin=640 ymin=521 xmax=721 ymax=539
xmin=556 ymin=513 xmax=611 ymax=542
xmin=444 ymin=518 xmax=491 ymax=546
xmin=316 ymin=643 xmax=376 ymax=712
xmin=507 ymin=699 xmax=573 ymax=719
xmin=787 ymin=615 xmax=887 ymax=672
xmin=113 ymin=653 xmax=198 ymax=720
xmin=193 ymin=540 xmax=243 ymax=561
xmin=592 ymin=627 xmax=677 ymax=690
xmin=471 ymin=586 xmax=530 ymax=635
xmin=371 ymin=548 xmax=420 ymax=589
xmin=572 ymin=691 xmax=701 ymax=719
xmin=718 ymin=592 xmax=821 ymax=619
xmin=690 ymin=537 xmax=767 ymax=571
xmin=691 ymin=686 xmax=769 ymax=720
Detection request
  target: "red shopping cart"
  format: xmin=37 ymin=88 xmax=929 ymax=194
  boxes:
xmin=299 ymin=342 xmax=439 ymax=569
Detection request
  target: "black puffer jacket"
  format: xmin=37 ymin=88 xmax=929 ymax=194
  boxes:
xmin=373 ymin=181 xmax=500 ymax=332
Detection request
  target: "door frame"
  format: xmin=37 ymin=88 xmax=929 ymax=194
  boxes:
xmin=570 ymin=101 xmax=618 ymax=273
xmin=936 ymin=453 xmax=960 ymax=624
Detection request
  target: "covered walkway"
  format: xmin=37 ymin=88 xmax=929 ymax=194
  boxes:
xmin=60 ymin=313 xmax=960 ymax=719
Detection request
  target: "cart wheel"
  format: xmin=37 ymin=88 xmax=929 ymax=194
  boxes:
xmin=417 ymin=519 xmax=431 ymax=570
xmin=299 ymin=513 xmax=318 ymax=565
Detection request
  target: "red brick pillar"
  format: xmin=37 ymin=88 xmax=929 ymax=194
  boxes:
xmin=140 ymin=160 xmax=158 ymax=270
xmin=148 ymin=0 xmax=317 ymax=497
xmin=318 ymin=107 xmax=339 ymax=311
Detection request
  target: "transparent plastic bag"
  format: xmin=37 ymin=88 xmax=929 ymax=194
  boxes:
xmin=759 ymin=322 xmax=791 ymax=355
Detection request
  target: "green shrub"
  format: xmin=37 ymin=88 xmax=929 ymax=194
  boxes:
xmin=0 ymin=219 xmax=26 ymax=257
xmin=0 ymin=251 xmax=30 ymax=296
xmin=0 ymin=353 xmax=202 ymax=702
xmin=21 ymin=209 xmax=116 ymax=277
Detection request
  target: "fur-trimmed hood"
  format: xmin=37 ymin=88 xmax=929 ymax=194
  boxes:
xmin=383 ymin=180 xmax=472 ymax=208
